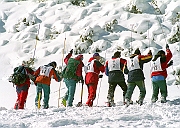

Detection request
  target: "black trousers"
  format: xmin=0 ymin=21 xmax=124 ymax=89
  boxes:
xmin=107 ymin=81 xmax=127 ymax=103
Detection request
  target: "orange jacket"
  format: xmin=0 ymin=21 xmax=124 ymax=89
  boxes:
xmin=34 ymin=65 xmax=61 ymax=86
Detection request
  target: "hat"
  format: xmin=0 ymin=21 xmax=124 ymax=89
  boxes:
xmin=134 ymin=48 xmax=141 ymax=55
xmin=49 ymin=61 xmax=57 ymax=68
xmin=157 ymin=50 xmax=165 ymax=56
xmin=114 ymin=51 xmax=121 ymax=58
xmin=93 ymin=53 xmax=100 ymax=57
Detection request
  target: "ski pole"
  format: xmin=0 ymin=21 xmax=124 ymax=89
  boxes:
xmin=77 ymin=82 xmax=84 ymax=107
xmin=96 ymin=50 xmax=107 ymax=106
xmin=32 ymin=24 xmax=40 ymax=61
xmin=130 ymin=24 xmax=134 ymax=55
xmin=96 ymin=76 xmax=103 ymax=106
xmin=58 ymin=35 xmax=66 ymax=108
xmin=38 ymin=92 xmax=41 ymax=109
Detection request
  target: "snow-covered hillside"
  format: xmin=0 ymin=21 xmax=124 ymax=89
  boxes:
xmin=0 ymin=0 xmax=180 ymax=127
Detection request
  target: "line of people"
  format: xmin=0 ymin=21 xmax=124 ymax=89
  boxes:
xmin=13 ymin=61 xmax=62 ymax=109
xmin=12 ymin=44 xmax=173 ymax=109
xmin=105 ymin=44 xmax=172 ymax=107
xmin=61 ymin=44 xmax=172 ymax=107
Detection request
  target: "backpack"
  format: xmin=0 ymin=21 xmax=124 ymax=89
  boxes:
xmin=11 ymin=66 xmax=27 ymax=85
xmin=62 ymin=58 xmax=80 ymax=81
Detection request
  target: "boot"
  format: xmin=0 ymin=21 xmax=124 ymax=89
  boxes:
xmin=61 ymin=98 xmax=67 ymax=107
xmin=136 ymin=99 xmax=143 ymax=106
xmin=125 ymin=98 xmax=130 ymax=107
xmin=123 ymin=96 xmax=126 ymax=105
xmin=151 ymin=97 xmax=158 ymax=103
xmin=161 ymin=97 xmax=167 ymax=103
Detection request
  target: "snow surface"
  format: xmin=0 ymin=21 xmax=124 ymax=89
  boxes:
xmin=0 ymin=0 xmax=180 ymax=127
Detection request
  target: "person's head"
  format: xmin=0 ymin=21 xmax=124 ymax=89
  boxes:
xmin=49 ymin=61 xmax=57 ymax=68
xmin=113 ymin=51 xmax=121 ymax=58
xmin=152 ymin=50 xmax=166 ymax=61
xmin=134 ymin=48 xmax=141 ymax=55
xmin=157 ymin=50 xmax=165 ymax=56
xmin=22 ymin=61 xmax=26 ymax=66
xmin=93 ymin=53 xmax=101 ymax=60
xmin=75 ymin=54 xmax=83 ymax=61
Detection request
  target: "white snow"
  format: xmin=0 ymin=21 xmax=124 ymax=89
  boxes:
xmin=0 ymin=0 xmax=180 ymax=127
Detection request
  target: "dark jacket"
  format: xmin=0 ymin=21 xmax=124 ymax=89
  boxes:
xmin=127 ymin=53 xmax=152 ymax=82
xmin=15 ymin=66 xmax=34 ymax=87
xmin=105 ymin=57 xmax=128 ymax=83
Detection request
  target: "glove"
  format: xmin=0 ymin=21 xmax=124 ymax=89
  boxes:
xmin=70 ymin=49 xmax=73 ymax=54
xmin=148 ymin=50 xmax=152 ymax=55
xmin=166 ymin=44 xmax=169 ymax=49
xmin=99 ymin=57 xmax=106 ymax=65
xmin=168 ymin=60 xmax=173 ymax=67
xmin=99 ymin=74 xmax=103 ymax=78
xmin=56 ymin=70 xmax=62 ymax=76
xmin=81 ymin=79 xmax=84 ymax=84
xmin=28 ymin=74 xmax=36 ymax=82
xmin=78 ymin=76 xmax=84 ymax=83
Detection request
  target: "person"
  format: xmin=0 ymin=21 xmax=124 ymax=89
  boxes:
xmin=150 ymin=44 xmax=173 ymax=103
xmin=105 ymin=51 xmax=129 ymax=107
xmin=125 ymin=48 xmax=152 ymax=106
xmin=85 ymin=53 xmax=105 ymax=107
xmin=62 ymin=49 xmax=84 ymax=107
xmin=13 ymin=62 xmax=35 ymax=110
xmin=34 ymin=61 xmax=61 ymax=109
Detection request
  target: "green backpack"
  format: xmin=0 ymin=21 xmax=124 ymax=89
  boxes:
xmin=62 ymin=58 xmax=80 ymax=81
xmin=11 ymin=66 xmax=27 ymax=85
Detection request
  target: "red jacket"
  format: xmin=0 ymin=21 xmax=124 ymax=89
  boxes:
xmin=85 ymin=57 xmax=105 ymax=85
xmin=151 ymin=49 xmax=172 ymax=78
xmin=64 ymin=53 xmax=84 ymax=77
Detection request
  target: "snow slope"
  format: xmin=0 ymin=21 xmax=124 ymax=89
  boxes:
xmin=0 ymin=0 xmax=180 ymax=127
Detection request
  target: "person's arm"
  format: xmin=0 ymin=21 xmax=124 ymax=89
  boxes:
xmin=139 ymin=50 xmax=152 ymax=63
xmin=64 ymin=49 xmax=73 ymax=65
xmin=26 ymin=67 xmax=34 ymax=75
xmin=166 ymin=49 xmax=172 ymax=63
xmin=165 ymin=44 xmax=173 ymax=68
xmin=34 ymin=67 xmax=40 ymax=77
xmin=52 ymin=68 xmax=62 ymax=82
xmin=121 ymin=60 xmax=129 ymax=74
xmin=105 ymin=61 xmax=109 ymax=76
xmin=96 ymin=61 xmax=105 ymax=73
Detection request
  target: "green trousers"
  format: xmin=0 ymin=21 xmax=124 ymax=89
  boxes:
xmin=63 ymin=78 xmax=77 ymax=106
xmin=125 ymin=81 xmax=146 ymax=101
xmin=35 ymin=83 xmax=50 ymax=108
xmin=151 ymin=80 xmax=167 ymax=101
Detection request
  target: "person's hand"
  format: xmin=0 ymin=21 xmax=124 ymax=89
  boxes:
xmin=78 ymin=76 xmax=84 ymax=83
xmin=148 ymin=50 xmax=152 ymax=55
xmin=81 ymin=79 xmax=84 ymax=84
xmin=168 ymin=60 xmax=173 ymax=67
xmin=166 ymin=44 xmax=169 ymax=49
xmin=70 ymin=49 xmax=73 ymax=54
xmin=99 ymin=74 xmax=103 ymax=78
